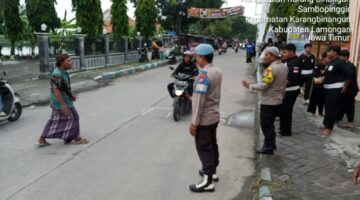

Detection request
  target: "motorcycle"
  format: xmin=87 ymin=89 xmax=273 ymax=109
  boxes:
xmin=234 ymin=44 xmax=239 ymax=53
xmin=168 ymin=51 xmax=177 ymax=65
xmin=169 ymin=66 xmax=193 ymax=122
xmin=138 ymin=45 xmax=149 ymax=63
xmin=0 ymin=66 xmax=22 ymax=123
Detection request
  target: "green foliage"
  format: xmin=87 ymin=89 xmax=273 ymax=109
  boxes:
xmin=25 ymin=0 xmax=61 ymax=32
xmin=3 ymin=0 xmax=24 ymax=55
xmin=206 ymin=18 xmax=232 ymax=38
xmin=187 ymin=0 xmax=224 ymax=8
xmin=72 ymin=0 xmax=103 ymax=38
xmin=267 ymin=1 xmax=350 ymax=40
xmin=231 ymin=16 xmax=257 ymax=41
xmin=19 ymin=5 xmax=37 ymax=56
xmin=135 ymin=0 xmax=158 ymax=40
xmin=111 ymin=0 xmax=129 ymax=40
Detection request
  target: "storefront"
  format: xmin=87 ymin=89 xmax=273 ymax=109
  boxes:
xmin=349 ymin=0 xmax=360 ymax=100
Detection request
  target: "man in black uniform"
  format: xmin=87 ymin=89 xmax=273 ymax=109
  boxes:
xmin=322 ymin=45 xmax=352 ymax=136
xmin=167 ymin=51 xmax=198 ymax=98
xmin=337 ymin=50 xmax=359 ymax=129
xmin=280 ymin=43 xmax=302 ymax=136
xmin=307 ymin=52 xmax=329 ymax=116
xmin=299 ymin=43 xmax=316 ymax=105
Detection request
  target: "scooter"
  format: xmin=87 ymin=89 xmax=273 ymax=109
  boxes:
xmin=138 ymin=44 xmax=149 ymax=63
xmin=234 ymin=44 xmax=239 ymax=53
xmin=0 ymin=66 xmax=22 ymax=123
xmin=169 ymin=66 xmax=193 ymax=122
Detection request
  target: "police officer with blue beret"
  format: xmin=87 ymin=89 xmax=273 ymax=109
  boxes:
xmin=189 ymin=44 xmax=222 ymax=193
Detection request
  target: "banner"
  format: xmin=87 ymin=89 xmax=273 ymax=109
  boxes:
xmin=187 ymin=6 xmax=245 ymax=19
xmin=286 ymin=23 xmax=310 ymax=55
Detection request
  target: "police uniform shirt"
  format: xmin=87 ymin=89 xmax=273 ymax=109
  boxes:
xmin=284 ymin=56 xmax=302 ymax=88
xmin=324 ymin=57 xmax=352 ymax=86
xmin=299 ymin=53 xmax=316 ymax=77
xmin=192 ymin=64 xmax=222 ymax=126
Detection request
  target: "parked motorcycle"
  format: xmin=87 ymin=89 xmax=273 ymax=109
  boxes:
xmin=138 ymin=44 xmax=149 ymax=63
xmin=0 ymin=66 xmax=22 ymax=123
xmin=169 ymin=66 xmax=193 ymax=122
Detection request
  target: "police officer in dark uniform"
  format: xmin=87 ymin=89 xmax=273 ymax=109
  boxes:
xmin=280 ymin=43 xmax=302 ymax=136
xmin=322 ymin=45 xmax=352 ymax=136
xmin=337 ymin=50 xmax=359 ymax=129
xmin=299 ymin=43 xmax=316 ymax=105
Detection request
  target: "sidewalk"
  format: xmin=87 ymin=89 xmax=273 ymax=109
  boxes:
xmin=3 ymin=59 xmax=174 ymax=107
xmin=256 ymin=99 xmax=360 ymax=200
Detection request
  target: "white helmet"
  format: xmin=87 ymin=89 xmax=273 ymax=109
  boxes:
xmin=183 ymin=51 xmax=192 ymax=56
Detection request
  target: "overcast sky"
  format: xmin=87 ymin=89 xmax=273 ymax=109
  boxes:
xmin=20 ymin=0 xmax=260 ymax=20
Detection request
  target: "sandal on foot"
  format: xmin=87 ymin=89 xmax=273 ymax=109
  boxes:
xmin=73 ymin=138 xmax=89 ymax=145
xmin=35 ymin=141 xmax=52 ymax=148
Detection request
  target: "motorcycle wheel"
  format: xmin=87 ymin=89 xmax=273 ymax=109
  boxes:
xmin=8 ymin=102 xmax=22 ymax=122
xmin=173 ymin=102 xmax=181 ymax=122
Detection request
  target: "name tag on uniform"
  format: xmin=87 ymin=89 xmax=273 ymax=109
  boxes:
xmin=195 ymin=83 xmax=208 ymax=94
xmin=293 ymin=66 xmax=299 ymax=73
xmin=328 ymin=65 xmax=334 ymax=71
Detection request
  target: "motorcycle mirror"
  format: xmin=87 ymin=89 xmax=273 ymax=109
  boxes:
xmin=169 ymin=66 xmax=175 ymax=71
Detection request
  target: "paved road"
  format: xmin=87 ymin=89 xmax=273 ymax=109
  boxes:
xmin=0 ymin=50 xmax=256 ymax=200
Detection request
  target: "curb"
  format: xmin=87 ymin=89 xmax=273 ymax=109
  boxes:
xmin=94 ymin=59 xmax=181 ymax=81
xmin=254 ymin=53 xmax=274 ymax=200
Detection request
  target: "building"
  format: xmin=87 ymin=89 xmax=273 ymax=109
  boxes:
xmin=349 ymin=0 xmax=360 ymax=100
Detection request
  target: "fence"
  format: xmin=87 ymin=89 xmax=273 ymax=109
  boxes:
xmin=35 ymin=32 xmax=176 ymax=78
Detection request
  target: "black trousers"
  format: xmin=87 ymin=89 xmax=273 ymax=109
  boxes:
xmin=260 ymin=104 xmax=281 ymax=149
xmin=302 ymin=76 xmax=313 ymax=100
xmin=280 ymin=90 xmax=300 ymax=136
xmin=195 ymin=122 xmax=219 ymax=175
xmin=307 ymin=86 xmax=325 ymax=115
xmin=338 ymin=93 xmax=356 ymax=123
xmin=246 ymin=53 xmax=252 ymax=63
xmin=167 ymin=83 xmax=175 ymax=98
xmin=323 ymin=89 xmax=342 ymax=129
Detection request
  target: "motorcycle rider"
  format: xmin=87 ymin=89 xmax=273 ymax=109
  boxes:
xmin=167 ymin=51 xmax=199 ymax=98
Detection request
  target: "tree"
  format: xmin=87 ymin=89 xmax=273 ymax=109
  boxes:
xmin=135 ymin=0 xmax=158 ymax=40
xmin=19 ymin=5 xmax=37 ymax=56
xmin=25 ymin=0 xmax=61 ymax=32
xmin=72 ymin=0 xmax=103 ymax=38
xmin=231 ymin=16 xmax=257 ymax=41
xmin=267 ymin=1 xmax=350 ymax=41
xmin=206 ymin=18 xmax=232 ymax=38
xmin=3 ymin=0 xmax=23 ymax=56
xmin=111 ymin=0 xmax=129 ymax=40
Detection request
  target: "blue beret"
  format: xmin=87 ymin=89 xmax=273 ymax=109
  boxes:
xmin=195 ymin=44 xmax=214 ymax=56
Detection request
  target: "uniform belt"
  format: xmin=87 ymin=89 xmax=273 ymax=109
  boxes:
xmin=286 ymin=85 xmax=300 ymax=91
xmin=301 ymin=69 xmax=313 ymax=75
xmin=324 ymin=82 xmax=345 ymax=89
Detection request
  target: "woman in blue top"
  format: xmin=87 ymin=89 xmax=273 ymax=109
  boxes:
xmin=36 ymin=54 xmax=89 ymax=147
